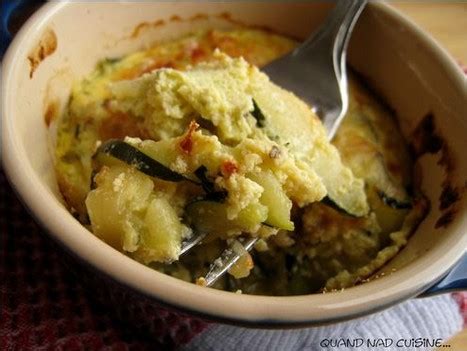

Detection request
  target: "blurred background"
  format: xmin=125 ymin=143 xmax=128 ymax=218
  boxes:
xmin=2 ymin=1 xmax=466 ymax=63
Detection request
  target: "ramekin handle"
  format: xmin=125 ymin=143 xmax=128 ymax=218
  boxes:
xmin=1 ymin=0 xmax=45 ymax=55
xmin=419 ymin=253 xmax=467 ymax=297
xmin=1 ymin=0 xmax=20 ymax=54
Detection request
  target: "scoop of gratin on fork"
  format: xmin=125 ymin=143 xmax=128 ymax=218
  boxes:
xmin=189 ymin=0 xmax=368 ymax=287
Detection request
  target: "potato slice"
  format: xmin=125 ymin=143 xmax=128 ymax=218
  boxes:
xmin=85 ymin=165 xmax=153 ymax=251
xmin=136 ymin=196 xmax=188 ymax=263
xmin=86 ymin=165 xmax=188 ymax=263
xmin=248 ymin=171 xmax=294 ymax=231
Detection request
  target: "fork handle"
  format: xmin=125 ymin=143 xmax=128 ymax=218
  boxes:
xmin=298 ymin=0 xmax=368 ymax=78
xmin=296 ymin=0 xmax=367 ymax=138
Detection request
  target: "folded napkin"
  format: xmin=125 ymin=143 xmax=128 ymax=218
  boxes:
xmin=183 ymin=294 xmax=463 ymax=351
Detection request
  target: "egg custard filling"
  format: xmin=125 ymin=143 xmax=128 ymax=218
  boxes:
xmin=55 ymin=29 xmax=428 ymax=295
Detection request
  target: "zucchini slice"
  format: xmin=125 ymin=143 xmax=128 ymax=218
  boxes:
xmin=378 ymin=191 xmax=412 ymax=210
xmin=93 ymin=140 xmax=229 ymax=202
xmin=320 ymin=196 xmax=356 ymax=217
xmin=194 ymin=166 xmax=228 ymax=202
xmin=251 ymin=99 xmax=266 ymax=128
xmin=93 ymin=139 xmax=188 ymax=182
xmin=367 ymin=187 xmax=410 ymax=234
xmin=251 ymin=77 xmax=369 ymax=217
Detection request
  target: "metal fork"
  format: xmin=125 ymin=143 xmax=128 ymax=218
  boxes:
xmin=183 ymin=0 xmax=368 ymax=287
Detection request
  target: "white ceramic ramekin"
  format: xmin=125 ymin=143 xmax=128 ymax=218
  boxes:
xmin=2 ymin=1 xmax=466 ymax=328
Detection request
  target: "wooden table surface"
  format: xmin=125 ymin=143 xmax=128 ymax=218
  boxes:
xmin=391 ymin=2 xmax=467 ymax=63
xmin=388 ymin=3 xmax=466 ymax=350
